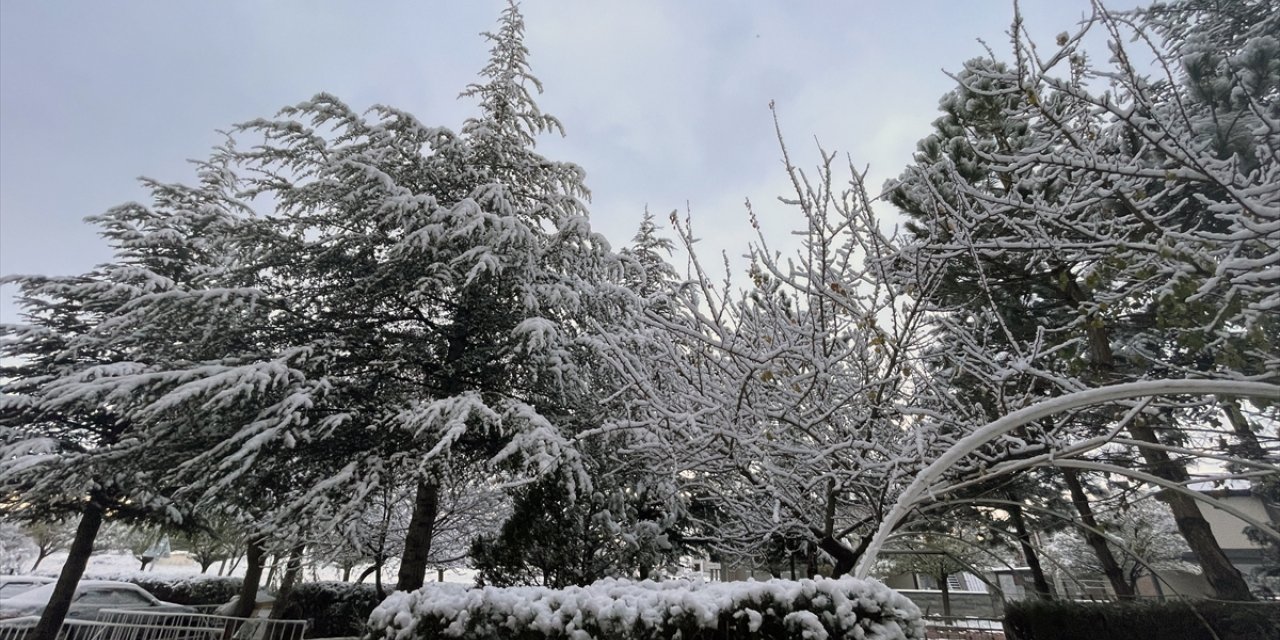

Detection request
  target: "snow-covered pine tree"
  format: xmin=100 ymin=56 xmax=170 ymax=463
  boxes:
xmin=183 ymin=1 xmax=620 ymax=592
xmin=0 ymin=155 xmax=255 ymax=637
xmin=886 ymin=56 xmax=1147 ymax=598
xmin=3 ymin=5 xmax=631 ymax=623
xmin=887 ymin=1 xmax=1278 ymax=600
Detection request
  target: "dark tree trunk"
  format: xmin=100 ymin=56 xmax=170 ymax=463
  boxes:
xmin=341 ymin=564 xmax=352 ymax=582
xmin=33 ymin=502 xmax=105 ymax=640
xmin=268 ymin=545 xmax=305 ymax=620
xmin=29 ymin=548 xmax=53 ymax=573
xmin=263 ymin=553 xmax=279 ymax=588
xmin=396 ymin=480 xmax=440 ymax=591
xmin=816 ymin=532 xmax=872 ymax=578
xmin=1220 ymin=399 xmax=1267 ymax=462
xmin=231 ymin=538 xmax=267 ymax=619
xmin=1059 ymin=272 xmax=1252 ymax=600
xmin=1129 ymin=421 xmax=1255 ymax=601
xmin=939 ymin=573 xmax=953 ymax=618
xmin=1062 ymin=468 xmax=1134 ymax=599
xmin=1008 ymin=503 xmax=1053 ymax=599
xmin=356 ymin=563 xmax=380 ymax=584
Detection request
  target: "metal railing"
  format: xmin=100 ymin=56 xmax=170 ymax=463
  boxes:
xmin=0 ymin=609 xmax=307 ymax=640
xmin=923 ymin=615 xmax=1006 ymax=640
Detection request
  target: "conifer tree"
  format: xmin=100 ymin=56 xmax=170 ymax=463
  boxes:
xmin=0 ymin=157 xmax=252 ymax=638
xmin=887 ymin=0 xmax=1278 ymax=600
xmin=2 ymin=7 xmax=629 ymax=630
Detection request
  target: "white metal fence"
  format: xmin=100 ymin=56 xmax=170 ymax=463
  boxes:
xmin=923 ymin=615 xmax=1006 ymax=640
xmin=0 ymin=609 xmax=307 ymax=640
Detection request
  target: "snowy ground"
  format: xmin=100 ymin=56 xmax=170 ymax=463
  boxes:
xmin=26 ymin=551 xmax=479 ymax=587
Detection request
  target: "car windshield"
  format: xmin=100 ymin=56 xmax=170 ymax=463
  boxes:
xmin=0 ymin=582 xmax=42 ymax=599
xmin=3 ymin=583 xmax=157 ymax=608
xmin=2 ymin=583 xmax=57 ymax=606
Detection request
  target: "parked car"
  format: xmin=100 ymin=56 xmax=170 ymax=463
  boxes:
xmin=0 ymin=580 xmax=195 ymax=620
xmin=0 ymin=577 xmax=54 ymax=600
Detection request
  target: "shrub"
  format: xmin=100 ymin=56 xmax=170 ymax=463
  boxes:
xmin=72 ymin=571 xmax=244 ymax=606
xmin=115 ymin=576 xmax=244 ymax=604
xmin=282 ymin=581 xmax=388 ymax=638
xmin=367 ymin=576 xmax=924 ymax=640
xmin=128 ymin=576 xmax=243 ymax=606
xmin=1002 ymin=599 xmax=1280 ymax=640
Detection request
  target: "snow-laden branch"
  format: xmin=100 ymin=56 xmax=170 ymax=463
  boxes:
xmin=854 ymin=379 xmax=1280 ymax=577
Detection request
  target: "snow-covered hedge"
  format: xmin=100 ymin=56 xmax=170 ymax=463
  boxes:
xmin=69 ymin=571 xmax=243 ymax=606
xmin=367 ymin=576 xmax=924 ymax=640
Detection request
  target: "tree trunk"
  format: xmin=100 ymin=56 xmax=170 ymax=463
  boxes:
xmin=396 ymin=480 xmax=440 ymax=591
xmin=1062 ymin=468 xmax=1134 ymax=599
xmin=1129 ymin=420 xmax=1255 ymax=601
xmin=341 ymin=564 xmax=352 ymax=582
xmin=29 ymin=548 xmax=52 ymax=573
xmin=816 ymin=532 xmax=871 ymax=578
xmin=356 ymin=563 xmax=379 ymax=584
xmin=263 ymin=553 xmax=279 ymax=589
xmin=268 ymin=545 xmax=305 ymax=620
xmin=1008 ymin=503 xmax=1053 ymax=599
xmin=33 ymin=502 xmax=105 ymax=640
xmin=939 ymin=573 xmax=953 ymax=618
xmin=1059 ymin=272 xmax=1252 ymax=599
xmin=1220 ymin=399 xmax=1267 ymax=462
xmin=231 ymin=538 xmax=267 ymax=619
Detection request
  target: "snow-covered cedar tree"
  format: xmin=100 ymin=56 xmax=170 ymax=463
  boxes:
xmin=1043 ymin=498 xmax=1196 ymax=596
xmin=0 ymin=151 xmax=255 ymax=636
xmin=606 ymin=107 xmax=954 ymax=579
xmin=884 ymin=0 xmax=1278 ymax=601
xmin=1 ymin=1 xmax=645 ymax=631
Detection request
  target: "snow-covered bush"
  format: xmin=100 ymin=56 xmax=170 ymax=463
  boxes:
xmin=67 ymin=571 xmax=243 ymax=606
xmin=367 ymin=577 xmax=924 ymax=640
xmin=126 ymin=575 xmax=243 ymax=606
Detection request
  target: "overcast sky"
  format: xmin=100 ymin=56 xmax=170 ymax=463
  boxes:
xmin=0 ymin=1 xmax=1138 ymax=323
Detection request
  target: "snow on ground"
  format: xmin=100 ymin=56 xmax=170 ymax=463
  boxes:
xmin=28 ymin=551 xmax=478 ymax=587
